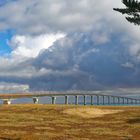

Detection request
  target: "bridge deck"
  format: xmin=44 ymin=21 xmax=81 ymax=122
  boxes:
xmin=0 ymin=92 xmax=139 ymax=100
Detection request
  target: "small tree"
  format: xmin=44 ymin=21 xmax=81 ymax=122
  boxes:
xmin=113 ymin=0 xmax=140 ymax=25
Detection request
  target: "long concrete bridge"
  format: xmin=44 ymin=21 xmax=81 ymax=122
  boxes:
xmin=0 ymin=92 xmax=140 ymax=105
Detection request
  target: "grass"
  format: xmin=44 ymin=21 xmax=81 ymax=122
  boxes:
xmin=0 ymin=105 xmax=139 ymax=140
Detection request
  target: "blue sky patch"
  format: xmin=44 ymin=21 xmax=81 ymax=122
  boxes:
xmin=0 ymin=30 xmax=13 ymax=56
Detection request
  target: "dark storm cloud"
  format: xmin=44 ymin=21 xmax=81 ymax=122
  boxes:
xmin=2 ymin=32 xmax=136 ymax=91
xmin=0 ymin=0 xmax=140 ymax=91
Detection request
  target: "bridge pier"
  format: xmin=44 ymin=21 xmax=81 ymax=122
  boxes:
xmin=129 ymin=99 xmax=131 ymax=104
xmin=83 ymin=95 xmax=86 ymax=105
xmin=125 ymin=98 xmax=127 ymax=104
xmin=131 ymin=99 xmax=133 ymax=104
xmin=32 ymin=97 xmax=39 ymax=104
xmin=3 ymin=99 xmax=11 ymax=105
xmin=113 ymin=97 xmax=115 ymax=104
xmin=102 ymin=96 xmax=105 ymax=105
xmin=52 ymin=96 xmax=56 ymax=104
xmin=97 ymin=95 xmax=99 ymax=105
xmin=118 ymin=97 xmax=120 ymax=104
xmin=91 ymin=96 xmax=93 ymax=105
xmin=108 ymin=96 xmax=110 ymax=105
xmin=75 ymin=95 xmax=79 ymax=105
xmin=124 ymin=98 xmax=126 ymax=104
xmin=65 ymin=96 xmax=69 ymax=104
xmin=127 ymin=98 xmax=129 ymax=104
xmin=122 ymin=97 xmax=124 ymax=104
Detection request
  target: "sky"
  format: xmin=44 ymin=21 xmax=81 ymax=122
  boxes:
xmin=0 ymin=0 xmax=140 ymax=92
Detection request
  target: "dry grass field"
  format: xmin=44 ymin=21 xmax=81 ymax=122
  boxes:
xmin=0 ymin=105 xmax=139 ymax=140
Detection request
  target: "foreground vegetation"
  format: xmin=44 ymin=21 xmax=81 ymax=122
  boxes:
xmin=0 ymin=105 xmax=139 ymax=140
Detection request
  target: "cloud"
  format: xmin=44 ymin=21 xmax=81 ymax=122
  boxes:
xmin=9 ymin=33 xmax=65 ymax=58
xmin=0 ymin=31 xmax=137 ymax=91
xmin=1 ymin=0 xmax=140 ymax=60
xmin=28 ymin=32 xmax=140 ymax=90
xmin=0 ymin=0 xmax=140 ymax=92
xmin=0 ymin=0 xmax=125 ymax=35
xmin=0 ymin=82 xmax=29 ymax=93
xmin=128 ymin=43 xmax=140 ymax=62
xmin=121 ymin=62 xmax=134 ymax=69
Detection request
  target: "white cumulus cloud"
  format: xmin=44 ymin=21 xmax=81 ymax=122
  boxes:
xmin=9 ymin=33 xmax=65 ymax=58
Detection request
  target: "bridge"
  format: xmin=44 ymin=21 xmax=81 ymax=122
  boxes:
xmin=0 ymin=92 xmax=140 ymax=105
